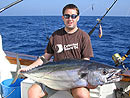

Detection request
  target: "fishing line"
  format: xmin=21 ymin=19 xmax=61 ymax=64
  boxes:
xmin=126 ymin=8 xmax=130 ymax=17
xmin=80 ymin=4 xmax=94 ymax=16
xmin=42 ymin=13 xmax=49 ymax=41
xmin=80 ymin=0 xmax=95 ymax=15
xmin=40 ymin=6 xmax=50 ymax=54
xmin=88 ymin=0 xmax=118 ymax=36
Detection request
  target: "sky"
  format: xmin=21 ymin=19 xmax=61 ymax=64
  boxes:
xmin=0 ymin=0 xmax=130 ymax=16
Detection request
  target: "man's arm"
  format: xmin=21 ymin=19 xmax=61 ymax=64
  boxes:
xmin=18 ymin=53 xmax=53 ymax=72
xmin=29 ymin=53 xmax=52 ymax=68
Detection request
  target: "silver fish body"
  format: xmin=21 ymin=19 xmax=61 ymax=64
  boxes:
xmin=21 ymin=59 xmax=123 ymax=90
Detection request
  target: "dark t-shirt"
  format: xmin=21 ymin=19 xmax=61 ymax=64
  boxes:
xmin=45 ymin=28 xmax=93 ymax=61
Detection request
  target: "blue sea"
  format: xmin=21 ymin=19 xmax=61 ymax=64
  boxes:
xmin=0 ymin=16 xmax=130 ymax=69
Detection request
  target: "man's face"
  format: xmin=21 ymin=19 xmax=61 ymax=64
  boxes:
xmin=62 ymin=9 xmax=79 ymax=30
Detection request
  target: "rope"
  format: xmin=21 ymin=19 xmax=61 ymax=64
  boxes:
xmin=2 ymin=88 xmax=16 ymax=98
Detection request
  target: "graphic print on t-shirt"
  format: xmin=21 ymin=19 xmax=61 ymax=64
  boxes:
xmin=55 ymin=43 xmax=78 ymax=53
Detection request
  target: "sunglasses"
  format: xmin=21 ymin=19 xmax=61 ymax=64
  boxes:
xmin=63 ymin=14 xmax=78 ymax=19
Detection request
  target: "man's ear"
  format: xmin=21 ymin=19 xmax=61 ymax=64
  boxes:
xmin=62 ymin=16 xmax=64 ymax=20
xmin=77 ymin=16 xmax=80 ymax=22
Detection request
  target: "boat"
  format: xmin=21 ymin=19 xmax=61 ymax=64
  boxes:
xmin=0 ymin=0 xmax=130 ymax=97
xmin=0 ymin=34 xmax=130 ymax=98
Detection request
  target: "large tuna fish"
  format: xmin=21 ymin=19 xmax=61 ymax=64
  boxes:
xmin=20 ymin=59 xmax=123 ymax=90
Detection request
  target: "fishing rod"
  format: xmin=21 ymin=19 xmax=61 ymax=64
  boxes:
xmin=88 ymin=0 xmax=118 ymax=36
xmin=122 ymin=49 xmax=130 ymax=61
xmin=0 ymin=0 xmax=23 ymax=13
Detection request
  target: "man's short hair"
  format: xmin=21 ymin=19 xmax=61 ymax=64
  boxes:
xmin=62 ymin=4 xmax=79 ymax=15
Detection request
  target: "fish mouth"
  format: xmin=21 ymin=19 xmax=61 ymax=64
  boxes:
xmin=106 ymin=69 xmax=123 ymax=83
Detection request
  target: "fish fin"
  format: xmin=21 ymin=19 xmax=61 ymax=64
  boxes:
xmin=78 ymin=70 xmax=88 ymax=79
xmin=11 ymin=54 xmax=25 ymax=84
xmin=11 ymin=54 xmax=20 ymax=84
xmin=80 ymin=73 xmax=88 ymax=78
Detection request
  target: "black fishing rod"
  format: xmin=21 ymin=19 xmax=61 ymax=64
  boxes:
xmin=122 ymin=49 xmax=130 ymax=61
xmin=0 ymin=0 xmax=23 ymax=13
xmin=88 ymin=0 xmax=118 ymax=36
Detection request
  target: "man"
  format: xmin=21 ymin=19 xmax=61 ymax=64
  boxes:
xmin=19 ymin=4 xmax=95 ymax=98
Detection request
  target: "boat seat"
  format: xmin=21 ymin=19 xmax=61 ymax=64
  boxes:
xmin=21 ymin=78 xmax=73 ymax=98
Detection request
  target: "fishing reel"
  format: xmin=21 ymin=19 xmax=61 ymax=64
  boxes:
xmin=112 ymin=49 xmax=130 ymax=70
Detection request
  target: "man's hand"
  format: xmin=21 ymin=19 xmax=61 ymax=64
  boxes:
xmin=18 ymin=66 xmax=31 ymax=74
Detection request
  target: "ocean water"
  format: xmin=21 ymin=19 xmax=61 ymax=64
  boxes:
xmin=0 ymin=16 xmax=130 ymax=69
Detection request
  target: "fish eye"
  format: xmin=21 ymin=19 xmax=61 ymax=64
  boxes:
xmin=103 ymin=69 xmax=108 ymax=75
